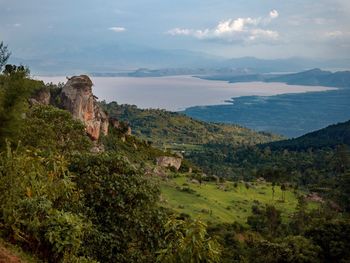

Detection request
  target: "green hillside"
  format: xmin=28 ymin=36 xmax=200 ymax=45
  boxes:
xmin=265 ymin=119 xmax=350 ymax=151
xmin=101 ymin=102 xmax=282 ymax=149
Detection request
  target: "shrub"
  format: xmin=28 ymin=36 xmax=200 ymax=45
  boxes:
xmin=0 ymin=144 xmax=89 ymax=261
xmin=70 ymin=153 xmax=168 ymax=262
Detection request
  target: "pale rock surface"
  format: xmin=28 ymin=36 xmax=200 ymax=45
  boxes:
xmin=29 ymin=88 xmax=51 ymax=105
xmin=61 ymin=75 xmax=109 ymax=140
xmin=156 ymin=156 xmax=182 ymax=170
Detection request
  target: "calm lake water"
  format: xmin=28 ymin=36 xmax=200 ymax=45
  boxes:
xmin=37 ymin=76 xmax=335 ymax=111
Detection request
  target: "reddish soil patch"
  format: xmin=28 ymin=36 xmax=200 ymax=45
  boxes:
xmin=0 ymin=245 xmax=22 ymax=263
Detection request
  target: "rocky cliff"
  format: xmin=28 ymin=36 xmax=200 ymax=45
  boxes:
xmin=61 ymin=75 xmax=109 ymax=140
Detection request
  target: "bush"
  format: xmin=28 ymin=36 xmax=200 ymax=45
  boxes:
xmin=70 ymin=153 xmax=168 ymax=262
xmin=20 ymin=105 xmax=91 ymax=154
xmin=157 ymin=217 xmax=221 ymax=263
xmin=0 ymin=144 xmax=89 ymax=261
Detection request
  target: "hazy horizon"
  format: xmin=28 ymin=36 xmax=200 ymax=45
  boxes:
xmin=1 ymin=0 xmax=350 ymax=73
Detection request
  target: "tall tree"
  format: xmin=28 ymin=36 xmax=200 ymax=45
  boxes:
xmin=0 ymin=69 xmax=43 ymax=147
xmin=0 ymin=41 xmax=11 ymax=71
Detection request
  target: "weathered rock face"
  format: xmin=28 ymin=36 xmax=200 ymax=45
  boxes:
xmin=156 ymin=156 xmax=182 ymax=171
xmin=29 ymin=88 xmax=51 ymax=105
xmin=110 ymin=118 xmax=121 ymax=129
xmin=61 ymin=75 xmax=109 ymax=140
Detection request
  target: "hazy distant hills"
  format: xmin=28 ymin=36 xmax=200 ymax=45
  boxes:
xmin=265 ymin=120 xmax=350 ymax=151
xmin=200 ymin=68 xmax=350 ymax=88
xmin=9 ymin=44 xmax=350 ymax=75
xmin=267 ymin=68 xmax=350 ymax=88
xmin=10 ymin=46 xmax=221 ymax=75
xmin=220 ymin=57 xmax=350 ymax=73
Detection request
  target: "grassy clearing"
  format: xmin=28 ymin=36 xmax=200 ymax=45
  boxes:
xmin=160 ymin=176 xmax=318 ymax=224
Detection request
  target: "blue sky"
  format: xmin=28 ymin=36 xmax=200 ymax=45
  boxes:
xmin=0 ymin=0 xmax=349 ymax=60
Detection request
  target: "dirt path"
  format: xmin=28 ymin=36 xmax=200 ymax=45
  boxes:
xmin=0 ymin=244 xmax=22 ymax=263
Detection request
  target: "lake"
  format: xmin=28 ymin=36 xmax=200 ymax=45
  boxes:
xmin=36 ymin=76 xmax=334 ymax=111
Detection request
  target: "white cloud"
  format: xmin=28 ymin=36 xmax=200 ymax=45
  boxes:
xmin=214 ymin=18 xmax=259 ymax=34
xmin=108 ymin=27 xmax=126 ymax=32
xmin=269 ymin=10 xmax=279 ymax=19
xmin=13 ymin=23 xmax=21 ymax=27
xmin=167 ymin=11 xmax=279 ymax=44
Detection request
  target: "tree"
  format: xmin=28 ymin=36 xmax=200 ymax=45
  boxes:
xmin=250 ymin=236 xmax=321 ymax=263
xmin=0 ymin=41 xmax=11 ymax=71
xmin=157 ymin=217 xmax=222 ymax=263
xmin=20 ymin=105 xmax=92 ymax=155
xmin=290 ymin=195 xmax=309 ymax=234
xmin=3 ymin=64 xmax=29 ymax=76
xmin=0 ymin=143 xmax=91 ymax=262
xmin=281 ymin=183 xmax=287 ymax=202
xmin=335 ymin=171 xmax=350 ymax=212
xmin=0 ymin=70 xmax=43 ymax=147
xmin=306 ymin=220 xmax=350 ymax=262
xmin=265 ymin=205 xmax=282 ymax=237
xmin=247 ymin=205 xmax=282 ymax=237
xmin=333 ymin=144 xmax=350 ymax=174
xmin=70 ymin=153 xmax=167 ymax=262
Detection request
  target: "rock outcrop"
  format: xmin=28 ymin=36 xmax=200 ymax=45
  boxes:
xmin=156 ymin=156 xmax=182 ymax=171
xmin=29 ymin=88 xmax=51 ymax=105
xmin=61 ymin=75 xmax=109 ymax=140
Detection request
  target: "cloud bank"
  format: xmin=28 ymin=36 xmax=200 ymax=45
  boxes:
xmin=167 ymin=10 xmax=279 ymax=44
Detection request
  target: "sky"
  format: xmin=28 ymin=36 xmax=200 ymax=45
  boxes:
xmin=0 ymin=0 xmax=349 ymax=62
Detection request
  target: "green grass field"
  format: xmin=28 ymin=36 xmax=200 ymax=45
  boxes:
xmin=160 ymin=176 xmax=318 ymax=224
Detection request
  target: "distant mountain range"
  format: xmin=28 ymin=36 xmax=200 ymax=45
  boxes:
xmin=9 ymin=44 xmax=350 ymax=75
xmin=10 ymin=46 xmax=222 ymax=75
xmin=201 ymin=68 xmax=350 ymax=88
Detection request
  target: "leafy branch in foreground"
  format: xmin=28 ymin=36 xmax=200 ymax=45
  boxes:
xmin=157 ymin=217 xmax=222 ymax=263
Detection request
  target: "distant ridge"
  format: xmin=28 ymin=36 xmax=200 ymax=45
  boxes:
xmin=267 ymin=68 xmax=350 ymax=88
xmin=265 ymin=120 xmax=350 ymax=151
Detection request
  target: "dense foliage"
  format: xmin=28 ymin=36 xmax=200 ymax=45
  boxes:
xmin=0 ymin=61 xmax=221 ymax=262
xmin=101 ymin=102 xmax=281 ymax=148
xmin=69 ymin=153 xmax=167 ymax=262
xmin=0 ymin=55 xmax=350 ymax=262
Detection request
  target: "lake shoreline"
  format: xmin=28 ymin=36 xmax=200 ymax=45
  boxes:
xmin=36 ymin=75 xmax=335 ymax=112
